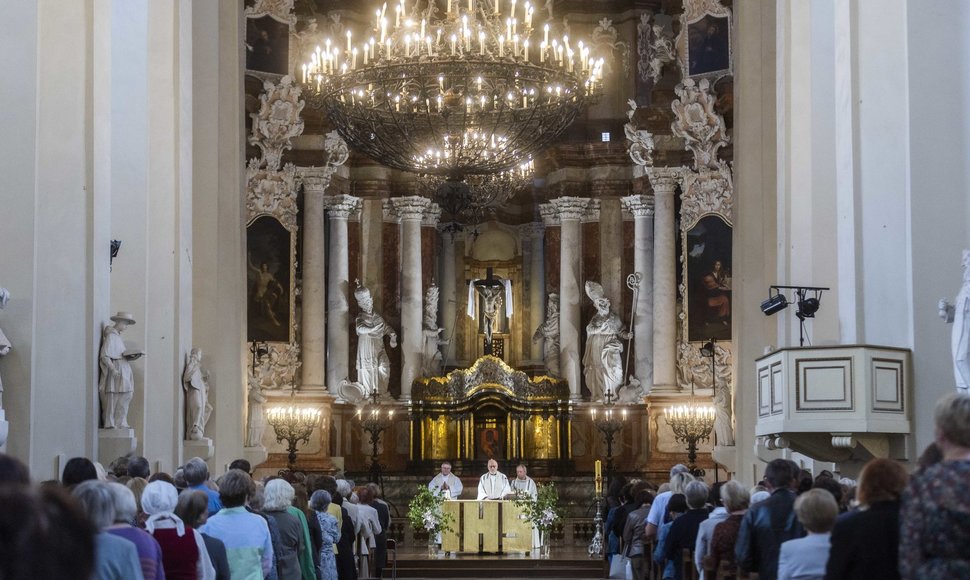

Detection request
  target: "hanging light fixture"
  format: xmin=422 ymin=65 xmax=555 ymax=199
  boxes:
xmin=301 ymin=0 xmax=605 ymax=179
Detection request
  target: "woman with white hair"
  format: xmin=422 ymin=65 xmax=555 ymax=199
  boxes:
xmin=104 ymin=482 xmax=165 ymax=580
xmin=72 ymin=480 xmax=144 ymax=580
xmin=142 ymin=480 xmax=216 ymax=580
xmin=263 ymin=479 xmax=310 ymax=580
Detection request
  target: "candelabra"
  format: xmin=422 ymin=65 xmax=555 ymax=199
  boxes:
xmin=664 ymin=375 xmax=715 ymax=475
xmin=266 ymin=405 xmax=322 ymax=471
xmin=590 ymin=390 xmax=627 ymax=486
xmin=587 ymin=493 xmax=604 ymax=558
xmin=357 ymin=390 xmax=396 ymax=496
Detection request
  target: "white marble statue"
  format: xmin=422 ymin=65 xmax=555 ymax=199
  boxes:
xmin=583 ymin=281 xmax=631 ymax=401
xmin=182 ymin=347 xmax=213 ymax=441
xmin=712 ymin=345 xmax=735 ymax=446
xmin=421 ymin=283 xmax=449 ymax=377
xmin=0 ymin=288 xmax=11 ymax=410
xmin=532 ymin=292 xmax=561 ymax=376
xmin=939 ymin=248 xmax=970 ymax=394
xmin=246 ymin=374 xmax=268 ymax=447
xmin=98 ymin=312 xmax=145 ymax=429
xmin=354 ymin=283 xmax=398 ymax=398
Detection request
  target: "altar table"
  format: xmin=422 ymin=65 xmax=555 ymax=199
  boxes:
xmin=440 ymin=500 xmax=534 ymax=554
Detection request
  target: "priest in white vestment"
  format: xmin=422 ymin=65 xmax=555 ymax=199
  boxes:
xmin=476 ymin=459 xmax=509 ymax=500
xmin=428 ymin=462 xmax=464 ymax=499
xmin=504 ymin=464 xmax=542 ymax=549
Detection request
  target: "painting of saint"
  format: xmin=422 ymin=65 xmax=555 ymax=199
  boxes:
xmin=687 ymin=14 xmax=731 ymax=77
xmin=247 ymin=216 xmax=291 ymax=343
xmin=475 ymin=425 xmax=505 ymax=460
xmin=246 ymin=15 xmax=290 ymax=75
xmin=686 ymin=215 xmax=732 ymax=341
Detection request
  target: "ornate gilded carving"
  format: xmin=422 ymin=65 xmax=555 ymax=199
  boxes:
xmin=249 ymin=76 xmax=305 ymax=172
xmin=412 ymin=356 xmax=569 ymax=402
xmin=671 ymin=78 xmax=730 ymax=171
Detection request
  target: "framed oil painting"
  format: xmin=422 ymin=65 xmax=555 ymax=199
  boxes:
xmin=247 ymin=215 xmax=292 ymax=343
xmin=686 ymin=13 xmax=731 ymax=78
xmin=246 ymin=15 xmax=289 ymax=75
xmin=686 ymin=214 xmax=732 ymax=342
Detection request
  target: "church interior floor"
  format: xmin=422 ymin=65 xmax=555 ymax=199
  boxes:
xmin=383 ymin=546 xmax=607 ymax=579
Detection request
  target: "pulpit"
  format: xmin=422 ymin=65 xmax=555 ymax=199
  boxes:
xmin=440 ymin=500 xmax=533 ymax=554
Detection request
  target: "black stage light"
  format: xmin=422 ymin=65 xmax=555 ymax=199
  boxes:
xmin=761 ymin=293 xmax=789 ymax=316
xmin=796 ymin=297 xmax=820 ymax=320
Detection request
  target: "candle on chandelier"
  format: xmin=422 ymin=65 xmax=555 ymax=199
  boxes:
xmin=479 ymin=30 xmax=485 ymax=55
xmin=543 ymin=23 xmax=549 ymax=45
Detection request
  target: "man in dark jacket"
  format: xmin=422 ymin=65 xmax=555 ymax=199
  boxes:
xmin=664 ymin=481 xmax=710 ymax=580
xmin=735 ymin=459 xmax=804 ymax=580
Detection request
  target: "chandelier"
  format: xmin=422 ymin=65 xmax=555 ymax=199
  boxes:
xmin=664 ymin=396 xmax=715 ymax=475
xmin=266 ymin=405 xmax=322 ymax=470
xmin=302 ymin=0 xmax=605 ymax=178
xmin=420 ymin=158 xmax=534 ymax=222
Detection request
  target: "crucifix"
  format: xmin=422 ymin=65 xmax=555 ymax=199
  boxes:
xmin=474 ymin=268 xmax=504 ymax=355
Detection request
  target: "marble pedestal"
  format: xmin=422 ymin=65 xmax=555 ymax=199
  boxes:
xmin=183 ymin=438 xmax=215 ymax=462
xmin=98 ymin=428 xmax=137 ymax=466
xmin=242 ymin=445 xmax=268 ymax=470
xmin=712 ymin=445 xmax=737 ymax=476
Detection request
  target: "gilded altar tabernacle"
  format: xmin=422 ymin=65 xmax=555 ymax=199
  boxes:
xmin=409 ymin=356 xmax=572 ymax=475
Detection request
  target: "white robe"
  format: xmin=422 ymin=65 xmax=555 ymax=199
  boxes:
xmin=508 ymin=476 xmax=541 ymax=548
xmin=428 ymin=473 xmax=464 ymax=499
xmin=477 ymin=472 xmax=509 ymax=500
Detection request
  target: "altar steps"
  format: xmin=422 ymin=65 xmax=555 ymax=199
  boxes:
xmin=385 ymin=555 xmax=606 ymax=579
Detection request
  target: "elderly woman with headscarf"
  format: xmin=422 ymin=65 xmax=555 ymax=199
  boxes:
xmin=310 ymin=490 xmax=340 ymax=580
xmin=72 ymin=480 xmax=144 ymax=580
xmin=104 ymin=482 xmax=165 ymax=580
xmin=142 ymin=480 xmax=216 ymax=580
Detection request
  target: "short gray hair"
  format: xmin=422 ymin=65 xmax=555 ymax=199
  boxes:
xmin=935 ymin=392 xmax=970 ymax=447
xmin=182 ymin=458 xmax=209 ymax=486
xmin=719 ymin=480 xmax=750 ymax=512
xmin=670 ymin=472 xmax=695 ymax=494
xmin=310 ymin=490 xmax=332 ymax=512
xmin=684 ymin=480 xmax=709 ymax=509
xmin=263 ymin=479 xmax=295 ymax=511
xmin=106 ymin=482 xmax=138 ymax=523
xmin=669 ymin=464 xmax=689 ymax=477
xmin=72 ymin=480 xmax=116 ymax=530
xmin=336 ymin=479 xmax=353 ymax=498
xmin=794 ymin=488 xmax=839 ymax=533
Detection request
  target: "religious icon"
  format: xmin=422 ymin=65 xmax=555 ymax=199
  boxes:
xmin=686 ymin=14 xmax=731 ymax=78
xmin=247 ymin=216 xmax=292 ymax=343
xmin=246 ymin=15 xmax=290 ymax=74
xmin=686 ymin=215 xmax=732 ymax=342
xmin=475 ymin=422 xmax=505 ymax=460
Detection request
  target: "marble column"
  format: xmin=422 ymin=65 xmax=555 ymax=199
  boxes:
xmin=438 ymin=224 xmax=458 ymax=365
xmin=622 ymin=194 xmax=655 ymax=391
xmin=647 ymin=168 xmax=682 ymax=392
xmin=325 ymin=194 xmax=361 ymax=394
xmin=390 ymin=196 xmax=433 ymax=400
xmin=523 ymin=223 xmax=546 ymax=363
xmin=551 ymin=197 xmax=591 ymax=400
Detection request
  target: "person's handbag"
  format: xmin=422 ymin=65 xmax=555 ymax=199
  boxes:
xmin=608 ymin=553 xmax=633 ymax=579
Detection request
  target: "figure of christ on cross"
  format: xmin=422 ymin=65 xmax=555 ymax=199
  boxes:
xmin=474 ymin=268 xmax=506 ymax=356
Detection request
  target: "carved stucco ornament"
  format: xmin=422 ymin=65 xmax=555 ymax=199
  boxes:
xmin=245 ymin=0 xmax=297 ymax=27
xmin=638 ymin=13 xmax=676 ymax=83
xmin=671 ymin=78 xmax=730 ymax=171
xmin=249 ymin=76 xmax=305 ymax=172
xmin=247 ymin=162 xmax=299 ymax=230
xmin=625 ymin=99 xmax=655 ymax=168
xmin=592 ymin=18 xmax=631 ymax=76
xmin=413 ymin=356 xmax=569 ymax=402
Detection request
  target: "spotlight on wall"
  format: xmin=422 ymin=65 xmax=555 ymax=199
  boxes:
xmin=763 ymin=285 xmax=830 ymax=346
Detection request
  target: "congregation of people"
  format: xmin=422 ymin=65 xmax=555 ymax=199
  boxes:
xmin=603 ymin=391 xmax=970 ymax=580
xmin=0 ymin=455 xmax=392 ymax=580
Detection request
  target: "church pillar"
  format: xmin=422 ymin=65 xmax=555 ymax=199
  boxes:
xmin=298 ymin=157 xmax=346 ymax=392
xmin=622 ymin=194 xmax=654 ymax=390
xmin=551 ymin=197 xmax=591 ymax=401
xmin=438 ymin=225 xmax=458 ymax=366
xmin=647 ymin=168 xmax=682 ymax=393
xmin=524 ymin=223 xmax=546 ymax=363
xmin=325 ymin=194 xmax=361 ymax=395
xmin=389 ymin=196 xmax=433 ymax=400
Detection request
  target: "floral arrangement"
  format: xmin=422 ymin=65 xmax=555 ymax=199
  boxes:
xmin=511 ymin=482 xmax=562 ymax=534
xmin=407 ymin=486 xmax=454 ymax=536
